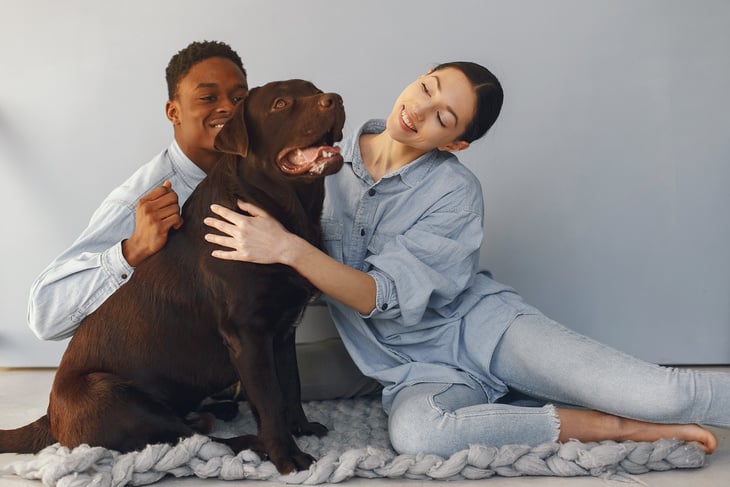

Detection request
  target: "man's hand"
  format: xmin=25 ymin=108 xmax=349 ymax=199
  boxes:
xmin=122 ymin=181 xmax=183 ymax=267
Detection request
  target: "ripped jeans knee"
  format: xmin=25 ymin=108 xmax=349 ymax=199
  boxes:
xmin=388 ymin=382 xmax=559 ymax=457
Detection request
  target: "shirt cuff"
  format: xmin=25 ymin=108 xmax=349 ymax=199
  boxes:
xmin=359 ymin=269 xmax=397 ymax=318
xmin=102 ymin=241 xmax=134 ymax=286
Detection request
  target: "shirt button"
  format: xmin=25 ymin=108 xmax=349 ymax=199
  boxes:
xmin=368 ymin=188 xmax=376 ymax=196
xmin=360 ymin=228 xmax=366 ymax=236
xmin=121 ymin=274 xmax=128 ymax=280
xmin=381 ymin=303 xmax=389 ymax=311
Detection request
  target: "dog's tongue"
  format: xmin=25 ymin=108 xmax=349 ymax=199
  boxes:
xmin=288 ymin=146 xmax=340 ymax=165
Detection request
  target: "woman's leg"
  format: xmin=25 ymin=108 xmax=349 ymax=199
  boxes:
xmin=491 ymin=314 xmax=730 ymax=445
xmin=555 ymin=408 xmax=718 ymax=452
xmin=388 ymin=382 xmax=560 ymax=456
xmin=387 ymin=382 xmax=718 ymax=457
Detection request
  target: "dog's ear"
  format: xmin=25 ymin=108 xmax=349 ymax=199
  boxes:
xmin=214 ymin=101 xmax=249 ymax=158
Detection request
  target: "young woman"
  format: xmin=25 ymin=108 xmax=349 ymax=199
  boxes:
xmin=203 ymin=62 xmax=729 ymax=455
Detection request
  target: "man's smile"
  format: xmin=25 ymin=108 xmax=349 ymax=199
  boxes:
xmin=209 ymin=116 xmax=230 ymax=129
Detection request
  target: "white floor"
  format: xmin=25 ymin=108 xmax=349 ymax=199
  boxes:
xmin=1 ymin=368 xmax=728 ymax=487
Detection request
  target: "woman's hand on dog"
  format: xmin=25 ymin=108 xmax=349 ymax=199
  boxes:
xmin=204 ymin=200 xmax=295 ymax=265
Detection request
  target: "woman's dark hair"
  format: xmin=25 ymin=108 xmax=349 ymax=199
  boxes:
xmin=165 ymin=40 xmax=247 ymax=100
xmin=433 ymin=61 xmax=503 ymax=143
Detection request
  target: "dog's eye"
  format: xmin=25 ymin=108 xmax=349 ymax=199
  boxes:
xmin=273 ymin=98 xmax=288 ymax=110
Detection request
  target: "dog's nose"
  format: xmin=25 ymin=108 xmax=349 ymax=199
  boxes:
xmin=318 ymin=93 xmax=342 ymax=110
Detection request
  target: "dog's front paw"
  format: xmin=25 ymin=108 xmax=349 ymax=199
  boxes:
xmin=291 ymin=421 xmax=328 ymax=438
xmin=269 ymin=445 xmax=316 ymax=474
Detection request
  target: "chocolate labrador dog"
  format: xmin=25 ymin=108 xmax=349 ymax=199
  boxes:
xmin=0 ymin=79 xmax=345 ymax=474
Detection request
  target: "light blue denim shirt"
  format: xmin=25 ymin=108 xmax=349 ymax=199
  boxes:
xmin=323 ymin=120 xmax=537 ymax=412
xmin=27 ymin=141 xmax=206 ymax=340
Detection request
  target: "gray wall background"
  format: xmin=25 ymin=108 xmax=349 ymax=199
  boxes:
xmin=1 ymin=0 xmax=728 ymax=366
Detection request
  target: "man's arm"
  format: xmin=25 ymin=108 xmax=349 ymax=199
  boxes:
xmin=27 ymin=182 xmax=182 ymax=340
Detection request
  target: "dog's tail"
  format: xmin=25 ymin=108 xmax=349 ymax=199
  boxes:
xmin=0 ymin=415 xmax=56 ymax=453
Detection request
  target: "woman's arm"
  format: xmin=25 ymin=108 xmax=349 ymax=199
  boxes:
xmin=204 ymin=201 xmax=377 ymax=315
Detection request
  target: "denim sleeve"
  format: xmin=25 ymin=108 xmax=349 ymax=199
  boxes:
xmin=363 ymin=201 xmax=484 ymax=327
xmin=27 ymin=200 xmax=136 ymax=340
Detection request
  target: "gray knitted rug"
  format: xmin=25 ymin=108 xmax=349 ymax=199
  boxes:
xmin=1 ymin=396 xmax=705 ymax=486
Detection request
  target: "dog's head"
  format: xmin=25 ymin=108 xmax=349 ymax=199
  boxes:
xmin=214 ymin=79 xmax=345 ymax=179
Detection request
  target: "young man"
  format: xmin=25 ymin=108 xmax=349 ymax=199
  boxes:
xmin=28 ymin=40 xmax=249 ymax=340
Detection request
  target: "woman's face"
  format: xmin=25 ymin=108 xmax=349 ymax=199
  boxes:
xmin=386 ymin=67 xmax=476 ymax=152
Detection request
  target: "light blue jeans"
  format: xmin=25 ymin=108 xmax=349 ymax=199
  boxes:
xmin=388 ymin=313 xmax=730 ymax=456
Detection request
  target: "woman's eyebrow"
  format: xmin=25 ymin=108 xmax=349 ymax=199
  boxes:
xmin=431 ymin=75 xmax=459 ymax=126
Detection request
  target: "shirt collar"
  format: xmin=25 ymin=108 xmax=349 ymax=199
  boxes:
xmin=348 ymin=119 xmax=450 ymax=188
xmin=168 ymin=140 xmax=207 ymax=190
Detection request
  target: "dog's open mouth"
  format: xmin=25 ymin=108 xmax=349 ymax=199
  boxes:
xmin=277 ymin=134 xmax=344 ymax=176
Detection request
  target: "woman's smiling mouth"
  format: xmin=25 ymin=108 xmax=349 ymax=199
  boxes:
xmin=400 ymin=106 xmax=417 ymax=132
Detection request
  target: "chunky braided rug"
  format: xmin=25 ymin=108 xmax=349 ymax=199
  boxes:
xmin=1 ymin=396 xmax=705 ymax=486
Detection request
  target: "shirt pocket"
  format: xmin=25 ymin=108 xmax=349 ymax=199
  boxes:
xmin=321 ymin=218 xmax=344 ymax=263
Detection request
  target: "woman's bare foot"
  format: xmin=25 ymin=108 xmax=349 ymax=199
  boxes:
xmin=556 ymin=408 xmax=718 ymax=453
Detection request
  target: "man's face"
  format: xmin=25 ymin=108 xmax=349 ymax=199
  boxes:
xmin=166 ymin=57 xmax=248 ymax=172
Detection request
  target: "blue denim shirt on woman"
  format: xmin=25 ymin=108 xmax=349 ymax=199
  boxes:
xmin=322 ymin=119 xmax=538 ymax=413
